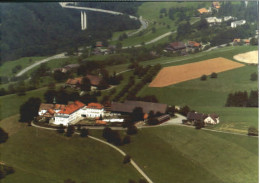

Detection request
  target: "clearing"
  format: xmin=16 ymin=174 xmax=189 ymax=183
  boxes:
xmin=149 ymin=57 xmax=244 ymax=87
xmin=233 ymin=50 xmax=258 ymax=64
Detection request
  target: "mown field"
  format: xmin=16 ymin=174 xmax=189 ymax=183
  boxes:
xmin=138 ymin=46 xmax=258 ymax=134
xmin=0 ymin=116 xmax=140 ymax=183
xmin=120 ymin=126 xmax=258 ymax=183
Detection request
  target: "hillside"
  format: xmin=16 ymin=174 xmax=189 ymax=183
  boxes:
xmin=0 ymin=3 xmax=140 ymax=63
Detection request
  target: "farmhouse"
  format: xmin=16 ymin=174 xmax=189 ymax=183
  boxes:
xmin=231 ymin=20 xmax=246 ymax=28
xmin=166 ymin=42 xmax=186 ymax=53
xmin=53 ymin=64 xmax=80 ymax=73
xmin=111 ymin=100 xmax=168 ymax=114
xmin=187 ymin=41 xmax=201 ymax=52
xmin=65 ymin=74 xmax=101 ymax=89
xmin=186 ymin=112 xmax=220 ymax=125
xmin=223 ymin=16 xmax=235 ymax=22
xmin=197 ymin=8 xmax=209 ymax=14
xmin=212 ymin=2 xmax=220 ymax=8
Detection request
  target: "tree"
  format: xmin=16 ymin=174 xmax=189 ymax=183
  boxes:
xmin=250 ymin=72 xmax=258 ymax=81
xmin=200 ymin=74 xmax=207 ymax=81
xmin=80 ymin=128 xmax=89 ymax=137
xmin=123 ymin=135 xmax=131 ymax=144
xmin=44 ymin=89 xmax=57 ymax=103
xmin=57 ymin=124 xmax=65 ymax=134
xmin=131 ymin=107 xmax=144 ymax=122
xmin=250 ymin=37 xmax=258 ymax=45
xmin=123 ymin=155 xmax=131 ymax=164
xmin=65 ymin=125 xmax=75 ymax=137
xmin=139 ymin=179 xmax=148 ymax=183
xmin=129 ymin=180 xmax=137 ymax=183
xmin=195 ymin=120 xmax=204 ymax=129
xmin=19 ymin=97 xmax=41 ymax=122
xmin=80 ymin=77 xmax=91 ymax=91
xmin=179 ymin=105 xmax=190 ymax=116
xmin=127 ymin=125 xmax=138 ymax=135
xmin=0 ymin=128 xmax=8 ymax=144
xmin=103 ymin=127 xmax=112 ymax=140
xmin=210 ymin=72 xmax=218 ymax=78
xmin=248 ymin=127 xmax=258 ymax=136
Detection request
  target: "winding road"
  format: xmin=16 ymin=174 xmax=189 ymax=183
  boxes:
xmin=31 ymin=122 xmax=154 ymax=183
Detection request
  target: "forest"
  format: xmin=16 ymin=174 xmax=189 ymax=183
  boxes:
xmin=0 ymin=3 xmax=140 ymax=64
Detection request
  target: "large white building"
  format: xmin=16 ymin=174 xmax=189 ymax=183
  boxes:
xmin=231 ymin=20 xmax=246 ymax=28
xmin=38 ymin=101 xmax=104 ymax=126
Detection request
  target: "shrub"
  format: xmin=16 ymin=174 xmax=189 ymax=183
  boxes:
xmin=250 ymin=72 xmax=258 ymax=81
xmin=248 ymin=127 xmax=258 ymax=136
xmin=210 ymin=72 xmax=217 ymax=78
xmin=80 ymin=128 xmax=89 ymax=137
xmin=200 ymin=74 xmax=207 ymax=81
xmin=57 ymin=124 xmax=65 ymax=134
xmin=0 ymin=128 xmax=8 ymax=144
xmin=65 ymin=125 xmax=75 ymax=137
xmin=123 ymin=155 xmax=131 ymax=164
xmin=127 ymin=125 xmax=138 ymax=135
xmin=123 ymin=135 xmax=131 ymax=144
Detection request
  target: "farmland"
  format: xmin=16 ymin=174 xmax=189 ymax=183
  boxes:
xmin=149 ymin=57 xmax=244 ymax=87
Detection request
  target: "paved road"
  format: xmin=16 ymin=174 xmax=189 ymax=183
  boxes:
xmin=32 ymin=122 xmax=154 ymax=183
xmin=16 ymin=53 xmax=67 ymax=77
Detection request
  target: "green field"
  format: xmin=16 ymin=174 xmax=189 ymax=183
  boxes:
xmin=0 ymin=56 xmax=47 ymax=77
xmin=120 ymin=126 xmax=258 ymax=183
xmin=0 ymin=116 xmax=140 ymax=183
xmin=0 ymin=87 xmax=48 ymax=120
xmin=137 ymin=46 xmax=258 ymax=134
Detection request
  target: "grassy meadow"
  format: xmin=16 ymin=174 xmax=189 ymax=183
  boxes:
xmin=0 ymin=116 xmax=140 ymax=183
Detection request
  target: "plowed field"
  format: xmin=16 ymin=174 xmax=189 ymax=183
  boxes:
xmin=149 ymin=57 xmax=244 ymax=87
xmin=233 ymin=51 xmax=258 ymax=64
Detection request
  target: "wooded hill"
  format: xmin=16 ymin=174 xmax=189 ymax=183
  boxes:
xmin=0 ymin=3 xmax=140 ymax=64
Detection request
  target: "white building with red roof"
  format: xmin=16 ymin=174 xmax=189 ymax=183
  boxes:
xmin=54 ymin=101 xmax=86 ymax=126
xmin=81 ymin=103 xmax=104 ymax=118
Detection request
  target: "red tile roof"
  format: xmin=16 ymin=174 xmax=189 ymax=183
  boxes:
xmin=198 ymin=8 xmax=209 ymax=14
xmin=58 ymin=101 xmax=85 ymax=115
xmin=66 ymin=75 xmax=101 ymax=86
xmin=188 ymin=41 xmax=201 ymax=47
xmin=87 ymin=103 xmax=104 ymax=109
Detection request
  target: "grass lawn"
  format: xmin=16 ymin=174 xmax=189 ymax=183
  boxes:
xmin=0 ymin=116 xmax=140 ymax=183
xmin=0 ymin=87 xmax=48 ymax=120
xmin=0 ymin=56 xmax=47 ymax=77
xmin=97 ymin=125 xmax=257 ymax=183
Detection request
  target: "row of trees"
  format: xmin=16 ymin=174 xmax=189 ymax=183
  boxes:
xmin=225 ymin=90 xmax=258 ymax=107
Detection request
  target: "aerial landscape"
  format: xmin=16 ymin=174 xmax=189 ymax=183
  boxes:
xmin=0 ymin=1 xmax=258 ymax=183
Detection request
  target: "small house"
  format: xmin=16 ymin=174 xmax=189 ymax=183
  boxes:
xmin=231 ymin=20 xmax=246 ymax=28
xmin=204 ymin=113 xmax=219 ymax=125
xmin=205 ymin=17 xmax=222 ymax=26
xmin=198 ymin=8 xmax=209 ymax=14
xmin=187 ymin=41 xmax=201 ymax=52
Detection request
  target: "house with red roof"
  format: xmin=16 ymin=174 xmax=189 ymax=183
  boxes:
xmin=65 ymin=74 xmax=101 ymax=90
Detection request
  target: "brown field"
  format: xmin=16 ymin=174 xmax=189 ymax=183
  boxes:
xmin=149 ymin=57 xmax=245 ymax=87
xmin=233 ymin=51 xmax=258 ymax=64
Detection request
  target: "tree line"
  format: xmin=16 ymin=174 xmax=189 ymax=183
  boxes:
xmin=225 ymin=90 xmax=258 ymax=107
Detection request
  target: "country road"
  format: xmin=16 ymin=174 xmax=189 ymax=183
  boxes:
xmin=31 ymin=122 xmax=154 ymax=183
xmin=15 ymin=53 xmax=67 ymax=77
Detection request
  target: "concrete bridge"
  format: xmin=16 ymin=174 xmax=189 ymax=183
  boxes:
xmin=59 ymin=2 xmax=147 ymax=34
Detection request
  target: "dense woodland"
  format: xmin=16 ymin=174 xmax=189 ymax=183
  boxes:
xmin=0 ymin=3 xmax=140 ymax=64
